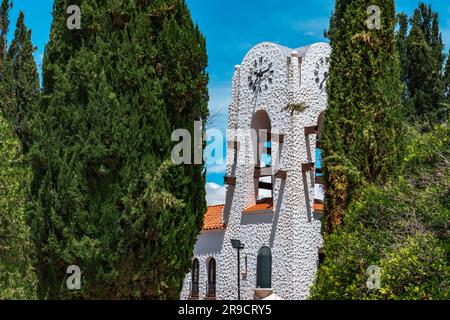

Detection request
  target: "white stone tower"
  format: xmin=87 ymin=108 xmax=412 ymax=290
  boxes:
xmin=180 ymin=42 xmax=331 ymax=301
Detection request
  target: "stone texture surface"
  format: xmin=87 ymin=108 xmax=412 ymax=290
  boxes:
xmin=181 ymin=42 xmax=331 ymax=300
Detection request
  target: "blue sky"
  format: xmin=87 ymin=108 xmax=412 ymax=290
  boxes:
xmin=5 ymin=0 xmax=450 ymax=203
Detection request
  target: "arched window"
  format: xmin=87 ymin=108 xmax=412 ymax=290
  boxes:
xmin=191 ymin=258 xmax=200 ymax=297
xmin=256 ymin=246 xmax=272 ymax=289
xmin=251 ymin=110 xmax=273 ymax=202
xmin=207 ymin=258 xmax=216 ymax=298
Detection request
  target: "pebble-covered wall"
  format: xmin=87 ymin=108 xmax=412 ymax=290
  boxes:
xmin=181 ymin=42 xmax=331 ymax=300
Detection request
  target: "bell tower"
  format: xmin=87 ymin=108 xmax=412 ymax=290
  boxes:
xmin=216 ymin=42 xmax=331 ymax=300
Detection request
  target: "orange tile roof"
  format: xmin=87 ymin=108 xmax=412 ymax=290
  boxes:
xmin=203 ymin=205 xmax=226 ymax=230
xmin=313 ymin=203 xmax=324 ymax=212
xmin=243 ymin=198 xmax=274 ymax=213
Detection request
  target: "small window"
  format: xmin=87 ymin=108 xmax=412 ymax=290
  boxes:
xmin=256 ymin=246 xmax=272 ymax=289
xmin=191 ymin=259 xmax=199 ymax=297
xmin=207 ymin=258 xmax=216 ymax=297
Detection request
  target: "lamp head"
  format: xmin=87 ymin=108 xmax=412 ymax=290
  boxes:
xmin=231 ymin=239 xmax=244 ymax=249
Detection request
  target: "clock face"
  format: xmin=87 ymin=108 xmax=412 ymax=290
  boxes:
xmin=314 ymin=56 xmax=330 ymax=92
xmin=248 ymin=56 xmax=275 ymax=93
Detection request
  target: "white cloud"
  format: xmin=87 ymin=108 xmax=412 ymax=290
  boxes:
xmin=206 ymin=182 xmax=226 ymax=206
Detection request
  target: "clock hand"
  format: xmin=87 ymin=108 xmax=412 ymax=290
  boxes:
xmin=252 ymin=70 xmax=262 ymax=87
xmin=260 ymin=67 xmax=271 ymax=75
xmin=260 ymin=72 xmax=273 ymax=84
xmin=252 ymin=76 xmax=261 ymax=91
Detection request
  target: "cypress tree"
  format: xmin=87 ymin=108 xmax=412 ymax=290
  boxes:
xmin=0 ymin=0 xmax=11 ymax=115
xmin=396 ymin=13 xmax=408 ymax=86
xmin=29 ymin=0 xmax=208 ymax=299
xmin=1 ymin=11 xmax=40 ymax=148
xmin=402 ymin=3 xmax=446 ymax=127
xmin=0 ymin=0 xmax=11 ymax=71
xmin=151 ymin=0 xmax=209 ymax=280
xmin=415 ymin=3 xmax=444 ymax=68
xmin=0 ymin=0 xmax=37 ymax=299
xmin=322 ymin=0 xmax=403 ymax=233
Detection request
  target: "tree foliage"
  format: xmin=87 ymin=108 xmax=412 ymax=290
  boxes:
xmin=321 ymin=0 xmax=404 ymax=232
xmin=0 ymin=114 xmax=37 ymax=299
xmin=0 ymin=0 xmax=38 ymax=300
xmin=313 ymin=1 xmax=449 ymax=300
xmin=311 ymin=124 xmax=450 ymax=299
xmin=398 ymin=3 xmax=448 ymax=128
xmin=0 ymin=0 xmax=11 ymax=71
xmin=0 ymin=10 xmax=39 ymax=149
xmin=28 ymin=0 xmax=208 ymax=299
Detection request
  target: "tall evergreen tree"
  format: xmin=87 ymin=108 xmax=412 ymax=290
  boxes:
xmin=321 ymin=0 xmax=404 ymax=233
xmin=0 ymin=0 xmax=37 ymax=299
xmin=415 ymin=3 xmax=444 ymax=67
xmin=0 ymin=0 xmax=11 ymax=112
xmin=401 ymin=3 xmax=446 ymax=127
xmin=0 ymin=0 xmax=11 ymax=71
xmin=29 ymin=0 xmax=208 ymax=299
xmin=1 ymin=11 xmax=40 ymax=148
xmin=396 ymin=13 xmax=408 ymax=85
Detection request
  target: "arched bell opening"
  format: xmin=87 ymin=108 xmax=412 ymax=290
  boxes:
xmin=251 ymin=110 xmax=273 ymax=206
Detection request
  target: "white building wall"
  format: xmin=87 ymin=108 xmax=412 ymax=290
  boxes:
xmin=180 ymin=230 xmax=224 ymax=300
xmin=181 ymin=42 xmax=331 ymax=301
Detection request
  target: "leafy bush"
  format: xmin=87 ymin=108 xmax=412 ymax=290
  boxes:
xmin=0 ymin=116 xmax=37 ymax=299
xmin=311 ymin=124 xmax=449 ymax=300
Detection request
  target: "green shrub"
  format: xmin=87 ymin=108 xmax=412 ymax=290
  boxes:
xmin=311 ymin=124 xmax=449 ymax=300
xmin=0 ymin=116 xmax=37 ymax=299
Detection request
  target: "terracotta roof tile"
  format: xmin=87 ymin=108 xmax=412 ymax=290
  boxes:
xmin=203 ymin=205 xmax=225 ymax=230
xmin=243 ymin=198 xmax=273 ymax=213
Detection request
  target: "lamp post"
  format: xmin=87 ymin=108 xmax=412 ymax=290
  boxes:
xmin=231 ymin=239 xmax=245 ymax=300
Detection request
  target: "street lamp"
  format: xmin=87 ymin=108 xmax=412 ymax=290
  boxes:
xmin=231 ymin=239 xmax=245 ymax=300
